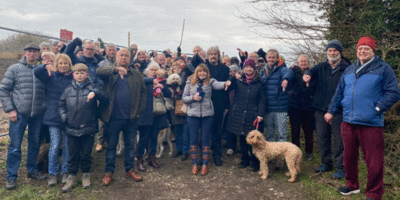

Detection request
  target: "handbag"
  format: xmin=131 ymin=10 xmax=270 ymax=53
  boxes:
xmin=175 ymin=99 xmax=187 ymax=116
xmin=153 ymin=95 xmax=167 ymax=115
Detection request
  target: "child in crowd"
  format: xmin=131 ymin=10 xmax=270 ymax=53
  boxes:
xmin=58 ymin=63 xmax=109 ymax=192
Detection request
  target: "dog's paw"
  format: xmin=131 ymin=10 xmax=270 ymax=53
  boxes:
xmin=288 ymin=178 xmax=295 ymax=183
xmin=258 ymin=171 xmax=263 ymax=175
xmin=261 ymin=175 xmax=268 ymax=180
xmin=155 ymin=154 xmax=162 ymax=158
xmin=285 ymin=172 xmax=291 ymax=177
xmin=168 ymin=152 xmax=173 ymax=155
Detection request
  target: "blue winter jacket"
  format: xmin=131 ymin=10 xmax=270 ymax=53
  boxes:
xmin=65 ymin=39 xmax=103 ymax=88
xmin=34 ymin=65 xmax=73 ymax=127
xmin=260 ymin=62 xmax=290 ymax=113
xmin=328 ymin=56 xmax=400 ymax=127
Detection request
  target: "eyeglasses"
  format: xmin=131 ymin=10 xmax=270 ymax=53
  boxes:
xmin=85 ymin=48 xmax=95 ymax=51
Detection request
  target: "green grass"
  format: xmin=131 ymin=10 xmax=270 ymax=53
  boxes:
xmin=0 ymin=184 xmax=61 ymax=200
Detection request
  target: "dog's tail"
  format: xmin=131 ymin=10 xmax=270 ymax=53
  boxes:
xmin=296 ymin=152 xmax=302 ymax=173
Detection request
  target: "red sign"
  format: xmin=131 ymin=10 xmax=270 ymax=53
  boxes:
xmin=60 ymin=29 xmax=73 ymax=41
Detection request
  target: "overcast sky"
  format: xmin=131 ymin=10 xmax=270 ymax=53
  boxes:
xmin=0 ymin=0 xmax=288 ymax=58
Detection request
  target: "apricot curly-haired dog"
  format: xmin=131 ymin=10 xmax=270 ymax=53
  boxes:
xmin=246 ymin=130 xmax=302 ymax=182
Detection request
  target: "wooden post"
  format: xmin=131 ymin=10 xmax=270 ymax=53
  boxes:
xmin=128 ymin=32 xmax=130 ymax=48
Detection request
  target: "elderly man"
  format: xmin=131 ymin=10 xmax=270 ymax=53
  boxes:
xmin=283 ymin=55 xmax=315 ymax=160
xmin=303 ymin=39 xmax=350 ymax=179
xmin=260 ymin=49 xmax=290 ymax=143
xmin=191 ymin=46 xmax=230 ymax=166
xmin=65 ymin=38 xmax=103 ymax=88
xmin=326 ymin=37 xmax=400 ymax=200
xmin=154 ymin=54 xmax=167 ymax=69
xmin=0 ymin=43 xmax=47 ymax=190
xmin=97 ymin=48 xmax=147 ymax=185
xmin=95 ymin=43 xmax=118 ymax=152
xmin=129 ymin=44 xmax=138 ymax=62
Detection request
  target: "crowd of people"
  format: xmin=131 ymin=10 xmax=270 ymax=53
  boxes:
xmin=0 ymin=36 xmax=399 ymax=200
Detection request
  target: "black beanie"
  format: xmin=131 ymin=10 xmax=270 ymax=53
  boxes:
xmin=326 ymin=39 xmax=343 ymax=54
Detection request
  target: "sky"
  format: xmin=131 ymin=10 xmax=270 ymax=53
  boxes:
xmin=0 ymin=0 xmax=288 ymax=59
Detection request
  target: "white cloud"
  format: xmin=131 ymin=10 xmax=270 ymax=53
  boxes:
xmin=0 ymin=10 xmax=55 ymax=22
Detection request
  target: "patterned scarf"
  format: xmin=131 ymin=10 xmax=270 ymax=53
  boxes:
xmin=245 ymin=74 xmax=255 ymax=84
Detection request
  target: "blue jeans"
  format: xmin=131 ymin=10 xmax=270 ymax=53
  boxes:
xmin=48 ymin=126 xmax=68 ymax=175
xmin=105 ymin=118 xmax=138 ymax=173
xmin=265 ymin=112 xmax=288 ymax=142
xmin=187 ymin=116 xmax=214 ymax=147
xmin=6 ymin=113 xmax=43 ymax=180
xmin=136 ymin=125 xmax=150 ymax=157
xmin=182 ymin=123 xmax=189 ymax=154
xmin=174 ymin=124 xmax=185 ymax=153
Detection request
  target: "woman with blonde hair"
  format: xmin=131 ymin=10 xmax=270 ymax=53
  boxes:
xmin=34 ymin=53 xmax=73 ymax=186
xmin=182 ymin=64 xmax=227 ymax=175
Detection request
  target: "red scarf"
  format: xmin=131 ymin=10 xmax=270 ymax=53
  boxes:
xmin=245 ymin=74 xmax=255 ymax=84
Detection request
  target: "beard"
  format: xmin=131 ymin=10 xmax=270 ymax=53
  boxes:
xmin=327 ymin=53 xmax=341 ymax=63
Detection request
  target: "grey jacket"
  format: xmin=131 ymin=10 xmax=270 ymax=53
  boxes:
xmin=98 ymin=56 xmax=115 ymax=68
xmin=0 ymin=57 xmax=45 ymax=117
xmin=182 ymin=78 xmax=225 ymax=117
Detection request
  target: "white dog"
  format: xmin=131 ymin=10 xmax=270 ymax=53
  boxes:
xmin=165 ymin=73 xmax=182 ymax=110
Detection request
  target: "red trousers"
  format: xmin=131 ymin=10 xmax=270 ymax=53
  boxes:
xmin=341 ymin=122 xmax=384 ymax=200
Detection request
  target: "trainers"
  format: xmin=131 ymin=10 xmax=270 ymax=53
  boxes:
xmin=337 ymin=186 xmax=360 ymax=195
xmin=27 ymin=172 xmax=47 ymax=180
xmin=306 ymin=153 xmax=314 ymax=161
xmin=62 ymin=174 xmax=68 ymax=184
xmin=95 ymin=144 xmax=103 ymax=152
xmin=126 ymin=170 xmax=143 ymax=182
xmin=315 ymin=164 xmax=333 ymax=173
xmin=62 ymin=175 xmax=76 ymax=193
xmin=82 ymin=173 xmax=91 ymax=189
xmin=102 ymin=173 xmax=113 ymax=186
xmin=332 ymin=169 xmax=345 ymax=180
xmin=226 ymin=149 xmax=234 ymax=155
xmin=5 ymin=179 xmax=16 ymax=190
xmin=48 ymin=175 xmax=57 ymax=186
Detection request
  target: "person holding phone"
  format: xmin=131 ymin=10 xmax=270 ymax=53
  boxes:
xmin=182 ymin=64 xmax=227 ymax=176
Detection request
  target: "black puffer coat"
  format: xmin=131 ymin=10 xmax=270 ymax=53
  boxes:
xmin=226 ymin=73 xmax=267 ymax=136
xmin=58 ymin=79 xmax=109 ymax=137
xmin=286 ymin=66 xmax=315 ymax=112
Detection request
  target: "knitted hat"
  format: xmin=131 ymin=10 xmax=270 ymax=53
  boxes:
xmin=326 ymin=39 xmax=343 ymax=54
xmin=243 ymin=58 xmax=256 ymax=69
xmin=357 ymin=36 xmax=376 ymax=51
xmin=229 ymin=64 xmax=240 ymax=72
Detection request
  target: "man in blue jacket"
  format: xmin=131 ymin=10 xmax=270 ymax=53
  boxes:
xmin=325 ymin=37 xmax=400 ymax=200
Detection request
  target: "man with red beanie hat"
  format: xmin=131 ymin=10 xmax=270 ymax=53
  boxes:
xmin=325 ymin=36 xmax=400 ymax=200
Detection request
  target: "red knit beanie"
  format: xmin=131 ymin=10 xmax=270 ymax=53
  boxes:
xmin=243 ymin=58 xmax=256 ymax=69
xmin=357 ymin=37 xmax=376 ymax=51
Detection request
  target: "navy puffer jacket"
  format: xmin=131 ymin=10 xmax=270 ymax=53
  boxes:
xmin=34 ymin=64 xmax=73 ymax=127
xmin=260 ymin=62 xmax=290 ymax=113
xmin=58 ymin=79 xmax=109 ymax=137
xmin=226 ymin=73 xmax=266 ymax=136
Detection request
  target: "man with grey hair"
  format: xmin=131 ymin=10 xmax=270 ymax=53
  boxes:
xmin=154 ymin=54 xmax=167 ymax=69
xmin=39 ymin=42 xmax=50 ymax=53
xmin=191 ymin=46 xmax=230 ymax=166
xmin=65 ymin=37 xmax=103 ymax=88
xmin=95 ymin=43 xmax=118 ymax=152
xmin=303 ymin=39 xmax=350 ymax=179
xmin=0 ymin=43 xmax=46 ymax=190
xmin=130 ymin=44 xmax=138 ymax=62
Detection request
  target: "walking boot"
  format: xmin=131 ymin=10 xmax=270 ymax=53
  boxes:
xmin=62 ymin=175 xmax=76 ymax=193
xmin=201 ymin=146 xmax=210 ymax=175
xmin=148 ymin=155 xmax=160 ymax=168
xmin=190 ymin=145 xmax=198 ymax=175
xmin=136 ymin=156 xmax=146 ymax=172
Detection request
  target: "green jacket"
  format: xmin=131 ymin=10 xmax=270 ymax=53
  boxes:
xmin=96 ymin=64 xmax=147 ymax=123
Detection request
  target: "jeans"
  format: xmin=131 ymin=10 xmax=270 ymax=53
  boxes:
xmin=67 ymin=134 xmax=94 ymax=175
xmin=96 ymin=120 xmax=105 ymax=145
xmin=265 ymin=112 xmax=288 ymax=142
xmin=48 ymin=126 xmax=68 ymax=175
xmin=136 ymin=125 xmax=150 ymax=157
xmin=105 ymin=117 xmax=138 ymax=173
xmin=6 ymin=113 xmax=43 ymax=180
xmin=188 ymin=116 xmax=214 ymax=148
xmin=182 ymin=123 xmax=189 ymax=154
xmin=174 ymin=124 xmax=184 ymax=152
